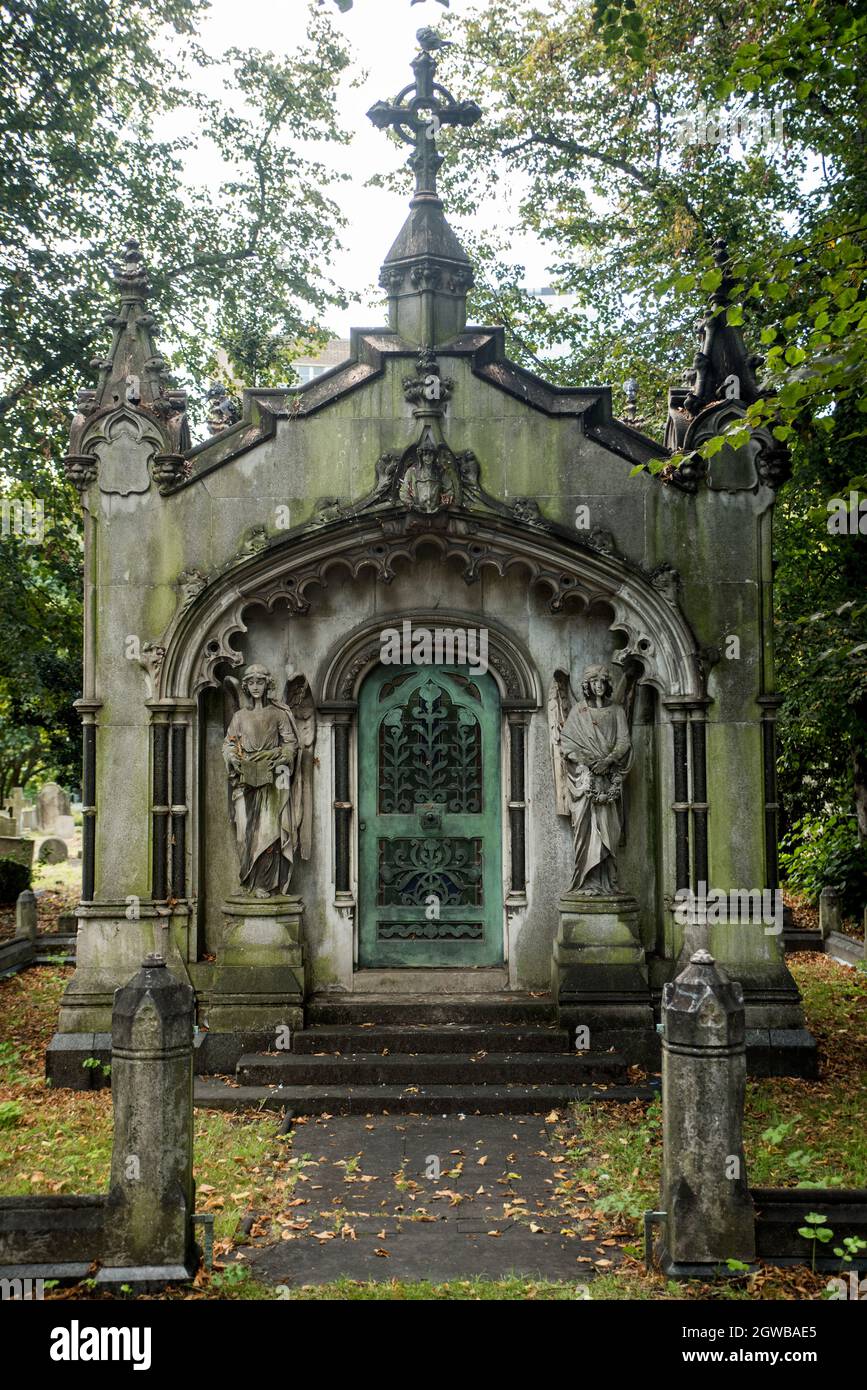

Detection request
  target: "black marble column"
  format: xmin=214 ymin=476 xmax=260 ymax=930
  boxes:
xmin=151 ymin=717 xmax=170 ymax=903
xmin=79 ymin=709 xmax=98 ymax=902
xmin=671 ymin=715 xmax=690 ymax=893
xmin=170 ymin=719 xmax=188 ymax=899
xmin=333 ymin=717 xmax=352 ymax=894
xmin=507 ymin=714 xmax=527 ymax=893
xmin=689 ymin=714 xmax=709 ymax=890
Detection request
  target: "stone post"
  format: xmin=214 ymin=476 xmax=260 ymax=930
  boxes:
xmin=14 ymin=889 xmax=37 ymax=943
xmin=658 ymin=949 xmax=755 ymax=1275
xmin=819 ymin=886 xmax=841 ymax=941
xmin=101 ymin=954 xmax=196 ymax=1282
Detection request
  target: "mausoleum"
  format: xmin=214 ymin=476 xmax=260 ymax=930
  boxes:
xmin=50 ymin=32 xmax=815 ymax=1087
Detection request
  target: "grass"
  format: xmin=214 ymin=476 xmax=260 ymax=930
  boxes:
xmin=0 ymin=950 xmax=864 ymax=1300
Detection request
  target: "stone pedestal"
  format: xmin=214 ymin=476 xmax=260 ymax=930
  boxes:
xmin=102 ymin=955 xmax=196 ymax=1283
xmin=552 ymin=891 xmax=653 ymax=1055
xmin=207 ymin=895 xmax=305 ymax=1037
xmin=658 ymin=950 xmax=756 ymax=1276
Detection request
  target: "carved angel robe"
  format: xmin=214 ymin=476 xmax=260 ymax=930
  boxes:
xmin=560 ymin=696 xmax=633 ymax=893
xmin=222 ymin=702 xmax=301 ymax=895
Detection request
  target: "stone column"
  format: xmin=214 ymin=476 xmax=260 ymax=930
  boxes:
xmin=819 ymin=886 xmax=842 ymax=941
xmin=659 ymin=949 xmax=755 ymax=1274
xmin=102 ymin=954 xmax=195 ymax=1282
xmin=14 ymin=889 xmax=37 ymax=943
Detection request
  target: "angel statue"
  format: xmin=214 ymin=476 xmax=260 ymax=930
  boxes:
xmin=222 ymin=665 xmax=315 ymax=898
xmin=548 ymin=663 xmax=634 ymax=896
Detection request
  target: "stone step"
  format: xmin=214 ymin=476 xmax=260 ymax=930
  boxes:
xmin=306 ymin=993 xmax=555 ymax=1027
xmin=194 ymin=1078 xmax=653 ymax=1115
xmin=290 ymin=1025 xmax=570 ymax=1055
xmin=236 ymin=1050 xmax=627 ymax=1087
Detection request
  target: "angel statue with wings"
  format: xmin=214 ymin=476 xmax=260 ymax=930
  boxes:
xmin=222 ymin=665 xmax=315 ymax=898
xmin=549 ymin=663 xmax=634 ymax=896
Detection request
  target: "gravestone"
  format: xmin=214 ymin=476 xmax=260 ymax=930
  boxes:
xmin=0 ymin=836 xmax=34 ymax=868
xmin=15 ymin=889 xmax=38 ymax=942
xmin=55 ymin=814 xmax=76 ymax=841
xmin=0 ymin=814 xmax=16 ymax=838
xmin=38 ymin=836 xmax=68 ymax=864
xmin=819 ymin=886 xmax=842 ymax=940
xmin=36 ymin=782 xmax=69 ymax=833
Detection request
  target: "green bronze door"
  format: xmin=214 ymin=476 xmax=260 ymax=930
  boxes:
xmin=358 ymin=665 xmax=503 ymax=967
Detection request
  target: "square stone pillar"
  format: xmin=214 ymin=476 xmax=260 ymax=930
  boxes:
xmin=658 ymin=949 xmax=756 ymax=1275
xmin=102 ymin=955 xmax=196 ymax=1284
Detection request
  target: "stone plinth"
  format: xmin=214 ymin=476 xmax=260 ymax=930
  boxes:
xmin=207 ymin=895 xmax=305 ymax=1036
xmin=658 ymin=949 xmax=756 ymax=1275
xmin=102 ymin=955 xmax=195 ymax=1281
xmin=552 ymin=891 xmax=653 ymax=1053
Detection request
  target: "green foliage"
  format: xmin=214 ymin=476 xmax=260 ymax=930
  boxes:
xmin=797 ymin=1211 xmax=833 ymax=1271
xmin=0 ymin=0 xmax=353 ymax=795
xmin=434 ymin=0 xmax=867 ymax=826
xmin=0 ymin=857 xmax=32 ymax=903
xmin=780 ymin=812 xmax=867 ymax=918
xmin=0 ymin=1100 xmax=23 ymax=1129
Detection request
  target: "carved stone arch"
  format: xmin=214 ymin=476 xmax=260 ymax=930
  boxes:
xmin=156 ymin=511 xmax=705 ymax=703
xmin=318 ymin=609 xmax=540 ymax=710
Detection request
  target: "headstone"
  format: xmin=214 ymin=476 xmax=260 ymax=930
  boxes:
xmin=14 ymin=889 xmax=38 ymax=942
xmin=0 ymin=836 xmax=35 ymax=868
xmin=38 ymin=836 xmax=68 ymax=864
xmin=55 ymin=814 xmax=76 ymax=841
xmin=819 ymin=886 xmax=842 ymax=941
xmin=19 ymin=807 xmax=34 ymax=831
xmin=658 ymin=949 xmax=755 ymax=1274
xmin=102 ymin=955 xmax=196 ymax=1280
xmin=0 ymin=814 xmax=16 ymax=837
xmin=36 ymin=782 xmax=64 ymax=832
xmin=10 ymin=787 xmax=24 ymax=827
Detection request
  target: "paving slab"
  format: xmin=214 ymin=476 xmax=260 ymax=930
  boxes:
xmin=237 ymin=1113 xmax=623 ymax=1286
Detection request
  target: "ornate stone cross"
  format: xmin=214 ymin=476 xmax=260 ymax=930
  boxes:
xmin=367 ymin=29 xmax=481 ymax=198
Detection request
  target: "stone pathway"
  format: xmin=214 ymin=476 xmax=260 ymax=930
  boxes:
xmin=238 ymin=1113 xmax=625 ymax=1286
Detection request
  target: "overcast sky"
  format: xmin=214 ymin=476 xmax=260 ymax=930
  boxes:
xmin=187 ymin=0 xmax=551 ymax=336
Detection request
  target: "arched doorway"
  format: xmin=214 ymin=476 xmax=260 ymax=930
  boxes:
xmin=357 ymin=663 xmax=503 ymax=967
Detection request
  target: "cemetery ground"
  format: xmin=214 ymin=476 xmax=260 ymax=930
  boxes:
xmin=0 ymin=914 xmax=864 ymax=1302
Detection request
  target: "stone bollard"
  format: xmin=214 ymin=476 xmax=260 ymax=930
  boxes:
xmin=101 ymin=953 xmax=196 ymax=1283
xmin=658 ymin=949 xmax=755 ymax=1275
xmin=819 ymin=885 xmax=841 ymax=941
xmin=14 ymin=889 xmax=37 ymax=943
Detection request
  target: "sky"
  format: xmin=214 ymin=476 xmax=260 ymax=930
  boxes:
xmin=182 ymin=0 xmax=553 ymax=336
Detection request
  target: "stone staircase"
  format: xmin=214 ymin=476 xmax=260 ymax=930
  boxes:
xmin=194 ymin=994 xmax=655 ymax=1115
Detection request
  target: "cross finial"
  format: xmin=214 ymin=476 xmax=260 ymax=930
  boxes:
xmin=367 ymin=29 xmax=481 ymax=200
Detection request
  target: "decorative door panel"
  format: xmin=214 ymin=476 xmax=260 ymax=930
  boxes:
xmin=358 ymin=666 xmax=503 ymax=966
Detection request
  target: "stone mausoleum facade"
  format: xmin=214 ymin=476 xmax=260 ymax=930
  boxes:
xmin=49 ymin=34 xmax=815 ymax=1085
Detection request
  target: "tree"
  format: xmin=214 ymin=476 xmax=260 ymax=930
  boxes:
xmin=426 ymin=0 xmax=866 ymax=839
xmin=0 ymin=0 xmax=353 ymax=794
